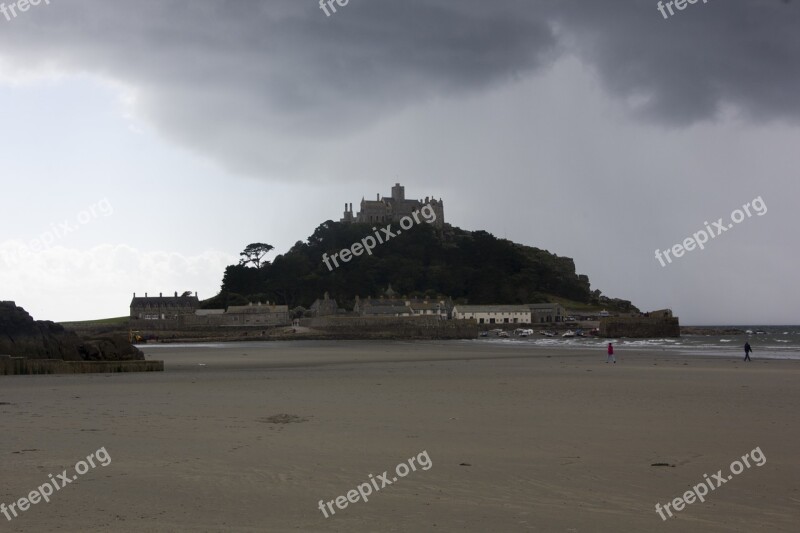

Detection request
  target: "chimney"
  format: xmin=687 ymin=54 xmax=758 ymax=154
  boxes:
xmin=133 ymin=292 xmax=136 ymax=298
xmin=145 ymin=292 xmax=148 ymax=297
xmin=195 ymin=291 xmax=198 ymax=298
xmin=174 ymin=291 xmax=178 ymax=297
xmin=159 ymin=292 xmax=163 ymax=298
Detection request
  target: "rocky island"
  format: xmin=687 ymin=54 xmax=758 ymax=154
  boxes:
xmin=0 ymin=301 xmax=162 ymax=375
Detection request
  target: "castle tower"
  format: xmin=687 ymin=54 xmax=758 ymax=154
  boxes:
xmin=391 ymin=183 xmax=405 ymax=201
xmin=341 ymin=202 xmax=354 ymax=223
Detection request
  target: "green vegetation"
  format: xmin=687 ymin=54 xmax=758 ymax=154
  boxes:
xmin=203 ymin=221 xmax=637 ymax=312
xmin=60 ymin=316 xmax=130 ymax=328
xmin=238 ymin=243 xmax=274 ymax=269
xmin=544 ymin=295 xmax=638 ymax=314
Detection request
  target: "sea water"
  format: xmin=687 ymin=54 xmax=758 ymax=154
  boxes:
xmin=473 ymin=325 xmax=800 ymax=360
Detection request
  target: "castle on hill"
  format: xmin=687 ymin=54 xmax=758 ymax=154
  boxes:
xmin=340 ymin=183 xmax=444 ymax=227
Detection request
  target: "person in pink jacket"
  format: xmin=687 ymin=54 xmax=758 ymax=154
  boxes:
xmin=606 ymin=342 xmax=616 ymax=364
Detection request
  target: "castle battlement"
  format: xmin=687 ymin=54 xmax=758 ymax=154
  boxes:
xmin=340 ymin=183 xmax=444 ymax=227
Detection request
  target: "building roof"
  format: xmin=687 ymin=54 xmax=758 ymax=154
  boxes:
xmin=362 ymin=299 xmax=408 ymax=308
xmin=130 ymin=295 xmax=199 ymax=307
xmin=195 ymin=309 xmax=225 ymax=316
xmin=363 ymin=306 xmax=412 ymax=315
xmin=454 ymin=305 xmax=531 ymax=313
xmin=409 ymin=302 xmax=443 ymax=310
xmin=227 ymin=304 xmax=289 ymax=314
xmin=528 ymin=303 xmax=563 ymax=309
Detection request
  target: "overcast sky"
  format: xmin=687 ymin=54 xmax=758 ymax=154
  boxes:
xmin=0 ymin=0 xmax=797 ymax=325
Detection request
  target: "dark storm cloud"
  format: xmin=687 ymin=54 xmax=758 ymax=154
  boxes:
xmin=0 ymin=0 xmax=797 ymax=171
xmin=544 ymin=0 xmax=800 ymax=125
xmin=0 ymin=1 xmax=556 ymax=133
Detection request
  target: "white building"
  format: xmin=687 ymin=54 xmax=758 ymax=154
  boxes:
xmin=529 ymin=303 xmax=566 ymax=324
xmin=408 ymin=301 xmax=448 ymax=318
xmin=452 ymin=305 xmax=532 ymax=325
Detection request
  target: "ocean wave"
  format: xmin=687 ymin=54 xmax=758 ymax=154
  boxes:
xmin=621 ymin=339 xmax=682 ymax=347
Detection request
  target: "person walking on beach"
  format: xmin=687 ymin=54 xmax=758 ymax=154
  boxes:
xmin=744 ymin=342 xmax=752 ymax=362
xmin=606 ymin=342 xmax=615 ymax=364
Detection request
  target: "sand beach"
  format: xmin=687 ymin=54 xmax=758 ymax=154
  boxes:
xmin=1 ymin=341 xmax=798 ymax=532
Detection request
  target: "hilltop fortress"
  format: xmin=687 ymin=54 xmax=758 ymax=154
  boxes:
xmin=340 ymin=183 xmax=445 ymax=228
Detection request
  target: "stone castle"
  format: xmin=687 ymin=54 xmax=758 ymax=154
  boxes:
xmin=340 ymin=183 xmax=444 ymax=227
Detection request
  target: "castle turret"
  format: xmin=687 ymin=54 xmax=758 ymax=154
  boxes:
xmin=392 ymin=183 xmax=405 ymax=201
xmin=340 ymin=202 xmax=354 ymax=223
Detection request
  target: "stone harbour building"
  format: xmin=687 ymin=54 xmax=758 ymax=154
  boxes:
xmin=130 ymin=292 xmax=200 ymax=321
xmin=129 ymin=292 xmax=290 ymax=329
xmin=340 ymin=183 xmax=445 ymax=227
xmin=599 ymin=309 xmax=680 ymax=338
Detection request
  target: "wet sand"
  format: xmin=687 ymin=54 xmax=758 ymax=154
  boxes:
xmin=0 ymin=341 xmax=798 ymax=532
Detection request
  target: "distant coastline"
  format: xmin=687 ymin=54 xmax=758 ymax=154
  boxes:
xmin=56 ymin=321 xmax=792 ymax=346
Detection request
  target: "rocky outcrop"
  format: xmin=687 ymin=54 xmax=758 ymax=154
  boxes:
xmin=0 ymin=301 xmax=143 ymax=361
xmin=681 ymin=327 xmax=745 ymax=336
xmin=0 ymin=357 xmax=163 ymax=375
xmin=600 ymin=315 xmax=680 ymax=338
xmin=0 ymin=301 xmax=84 ymax=360
xmin=80 ymin=335 xmax=144 ymax=361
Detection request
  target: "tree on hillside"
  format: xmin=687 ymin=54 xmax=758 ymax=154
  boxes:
xmin=222 ymin=264 xmax=264 ymax=295
xmin=207 ymin=222 xmax=625 ymax=309
xmin=239 ymin=243 xmax=274 ymax=269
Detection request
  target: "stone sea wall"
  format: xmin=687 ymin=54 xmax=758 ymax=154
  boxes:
xmin=0 ymin=356 xmax=163 ymax=375
xmin=299 ymin=316 xmax=478 ymax=339
xmin=600 ymin=317 xmax=680 ymax=338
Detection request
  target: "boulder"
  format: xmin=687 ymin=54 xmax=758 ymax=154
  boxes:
xmin=0 ymin=301 xmax=143 ymax=361
xmin=80 ymin=335 xmax=144 ymax=361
